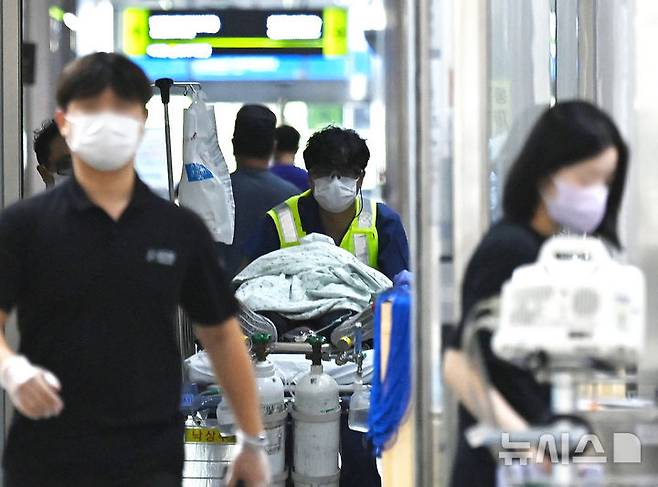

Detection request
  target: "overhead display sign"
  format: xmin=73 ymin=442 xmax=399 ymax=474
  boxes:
xmin=123 ymin=7 xmax=348 ymax=59
xmin=132 ymin=53 xmax=370 ymax=83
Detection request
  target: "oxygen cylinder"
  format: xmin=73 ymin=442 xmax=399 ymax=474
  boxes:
xmin=252 ymin=333 xmax=288 ymax=487
xmin=216 ymin=393 xmax=236 ymax=436
xmin=216 ymin=335 xmax=250 ymax=437
xmin=292 ymin=335 xmax=341 ymax=487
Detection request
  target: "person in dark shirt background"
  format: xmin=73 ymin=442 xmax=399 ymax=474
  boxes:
xmin=270 ymin=124 xmax=310 ymax=192
xmin=33 ymin=119 xmax=72 ymax=188
xmin=216 ymin=105 xmax=300 ymax=278
xmin=443 ymin=101 xmax=629 ymax=487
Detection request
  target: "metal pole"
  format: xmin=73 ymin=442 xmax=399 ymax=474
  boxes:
xmin=577 ymin=0 xmax=598 ymax=102
xmin=155 ymin=78 xmax=175 ymax=202
xmin=2 ymin=1 xmax=23 ymax=208
xmin=626 ymin=0 xmax=658 ymax=398
xmin=154 ymin=78 xmax=201 ymax=360
xmin=556 ymin=0 xmax=580 ymax=100
xmin=412 ymin=0 xmax=443 ymax=485
xmin=383 ymin=0 xmax=442 ymax=484
xmin=0 ymin=0 xmax=23 ymax=472
xmin=452 ymin=0 xmax=490 ymax=316
xmin=383 ymin=0 xmax=413 ymax=228
xmin=163 ymin=105 xmax=175 ymax=201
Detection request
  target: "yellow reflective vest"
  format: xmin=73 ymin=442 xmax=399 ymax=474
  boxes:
xmin=267 ymin=190 xmax=379 ymax=269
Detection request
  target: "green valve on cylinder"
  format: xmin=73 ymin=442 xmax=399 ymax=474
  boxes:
xmin=252 ymin=333 xmax=272 ymax=361
xmin=306 ymin=335 xmax=325 ymax=366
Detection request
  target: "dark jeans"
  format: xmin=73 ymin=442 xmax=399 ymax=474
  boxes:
xmin=339 ymin=403 xmax=381 ymax=487
xmin=4 ymin=470 xmax=181 ymax=487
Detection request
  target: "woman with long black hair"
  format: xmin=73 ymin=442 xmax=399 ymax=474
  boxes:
xmin=444 ymin=101 xmax=629 ymax=486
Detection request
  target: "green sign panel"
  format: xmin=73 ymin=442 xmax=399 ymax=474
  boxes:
xmin=308 ymin=104 xmax=344 ymax=130
xmin=122 ymin=7 xmax=348 ymax=58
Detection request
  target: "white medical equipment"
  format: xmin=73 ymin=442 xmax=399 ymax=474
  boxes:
xmin=492 ymin=236 xmax=645 ymax=369
xmin=483 ymin=236 xmax=647 ymax=486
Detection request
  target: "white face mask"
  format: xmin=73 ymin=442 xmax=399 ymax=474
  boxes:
xmin=64 ymin=112 xmax=144 ymax=172
xmin=543 ymin=178 xmax=609 ymax=234
xmin=313 ymin=176 xmax=359 ymax=213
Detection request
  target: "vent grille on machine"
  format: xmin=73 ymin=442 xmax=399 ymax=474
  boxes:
xmin=572 ymin=287 xmax=600 ymax=317
xmin=509 ymin=286 xmax=554 ymax=325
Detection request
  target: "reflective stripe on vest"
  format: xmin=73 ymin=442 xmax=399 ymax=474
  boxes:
xmin=277 ymin=205 xmax=300 ymax=245
xmin=267 ymin=191 xmax=379 ymax=269
xmin=353 ymin=233 xmax=369 ymax=265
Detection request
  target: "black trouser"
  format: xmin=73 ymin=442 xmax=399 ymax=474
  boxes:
xmin=4 ymin=417 xmax=184 ymax=487
xmin=339 ymin=401 xmax=381 ymax=487
xmin=4 ymin=470 xmax=182 ymax=487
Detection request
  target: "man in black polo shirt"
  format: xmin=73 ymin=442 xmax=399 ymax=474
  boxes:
xmin=0 ymin=53 xmax=269 ymax=487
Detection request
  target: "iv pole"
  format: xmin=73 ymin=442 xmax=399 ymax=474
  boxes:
xmin=154 ymin=78 xmax=202 ymax=360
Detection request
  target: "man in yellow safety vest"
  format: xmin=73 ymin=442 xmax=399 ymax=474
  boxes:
xmin=245 ymin=125 xmax=409 ymax=487
xmin=244 ymin=126 xmax=409 ymax=281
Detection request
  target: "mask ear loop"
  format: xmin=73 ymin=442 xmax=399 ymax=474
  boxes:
xmin=355 ymin=169 xmax=366 ymax=221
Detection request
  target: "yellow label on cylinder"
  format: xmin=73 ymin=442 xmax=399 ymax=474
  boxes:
xmin=184 ymin=427 xmax=237 ymax=444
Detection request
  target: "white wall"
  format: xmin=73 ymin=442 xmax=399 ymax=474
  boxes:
xmin=624 ymin=0 xmax=658 ymax=388
xmin=488 ymin=0 xmax=554 ymax=221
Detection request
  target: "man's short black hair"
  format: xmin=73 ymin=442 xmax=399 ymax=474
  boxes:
xmin=33 ymin=119 xmax=61 ymax=168
xmin=275 ymin=125 xmax=301 ymax=153
xmin=303 ymin=126 xmax=370 ymax=174
xmin=56 ymin=52 xmax=152 ymax=110
xmin=232 ymin=105 xmax=277 ymax=159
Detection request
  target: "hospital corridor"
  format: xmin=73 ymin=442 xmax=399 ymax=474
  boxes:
xmin=2 ymin=1 xmax=658 ymax=486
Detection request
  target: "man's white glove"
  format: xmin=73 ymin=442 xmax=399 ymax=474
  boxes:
xmin=0 ymin=355 xmax=63 ymax=420
xmin=226 ymin=430 xmax=272 ymax=487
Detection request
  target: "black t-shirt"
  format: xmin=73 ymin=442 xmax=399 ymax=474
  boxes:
xmin=448 ymin=220 xmax=552 ymax=487
xmin=0 ymin=176 xmax=239 ymax=478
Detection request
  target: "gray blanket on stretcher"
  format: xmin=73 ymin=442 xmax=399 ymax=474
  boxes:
xmin=233 ymin=234 xmax=392 ymax=321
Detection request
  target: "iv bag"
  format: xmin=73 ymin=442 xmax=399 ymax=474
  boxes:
xmin=179 ymin=90 xmax=235 ymax=244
